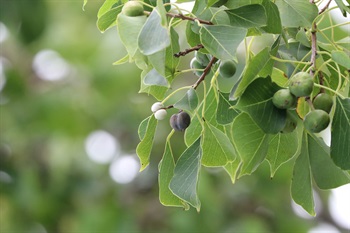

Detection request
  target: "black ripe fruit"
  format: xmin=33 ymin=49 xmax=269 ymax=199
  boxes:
xmin=313 ymin=93 xmax=333 ymax=113
xmin=190 ymin=57 xmax=206 ymax=77
xmin=122 ymin=1 xmax=144 ymax=17
xmin=303 ymin=109 xmax=330 ymax=133
xmin=289 ymin=72 xmax=314 ymax=97
xmin=170 ymin=111 xmax=191 ymax=131
xmin=272 ymin=89 xmax=297 ymax=109
xmin=219 ymin=60 xmax=236 ymax=78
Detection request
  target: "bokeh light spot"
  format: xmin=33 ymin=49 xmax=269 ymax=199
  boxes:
xmin=109 ymin=155 xmax=140 ymax=184
xmin=85 ymin=130 xmax=120 ymax=164
xmin=329 ymin=184 xmax=350 ymax=230
xmin=308 ymin=222 xmax=340 ymax=233
xmin=33 ymin=50 xmax=70 ymax=81
xmin=0 ymin=22 xmax=9 ymax=43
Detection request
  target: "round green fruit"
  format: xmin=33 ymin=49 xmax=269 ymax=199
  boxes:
xmin=190 ymin=57 xmax=206 ymax=77
xmin=219 ymin=60 xmax=236 ymax=78
xmin=289 ymin=72 xmax=314 ymax=97
xmin=303 ymin=109 xmax=330 ymax=133
xmin=282 ymin=115 xmax=297 ymax=133
xmin=122 ymin=1 xmax=144 ymax=17
xmin=313 ymin=93 xmax=333 ymax=113
xmin=195 ymin=51 xmax=211 ymax=66
xmin=272 ymin=89 xmax=297 ymax=109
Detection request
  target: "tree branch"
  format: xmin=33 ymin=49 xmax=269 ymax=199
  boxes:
xmin=166 ymin=13 xmax=213 ymax=25
xmin=174 ymin=44 xmax=204 ymax=58
xmin=192 ymin=57 xmax=217 ymax=90
xmin=319 ymin=0 xmax=332 ymax=14
xmin=310 ymin=23 xmax=318 ymax=77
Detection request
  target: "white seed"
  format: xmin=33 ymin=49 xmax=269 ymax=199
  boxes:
xmin=151 ymin=102 xmax=164 ymax=112
xmin=154 ymin=109 xmax=167 ymax=120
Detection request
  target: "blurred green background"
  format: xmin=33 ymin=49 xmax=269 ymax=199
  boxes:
xmin=0 ymin=0 xmax=349 ymax=232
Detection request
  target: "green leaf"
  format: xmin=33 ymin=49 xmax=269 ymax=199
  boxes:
xmin=117 ymin=14 xmax=147 ymax=58
xmin=334 ymin=0 xmax=350 ymax=16
xmin=331 ymin=97 xmax=350 ymax=170
xmin=169 ymin=138 xmax=202 ymax=211
xmin=184 ymin=112 xmax=202 ymax=147
xmin=140 ymin=69 xmax=168 ymax=101
xmin=231 ymin=113 xmax=269 ymax=177
xmin=207 ymin=0 xmax=218 ymax=8
xmin=271 ymin=67 xmax=288 ymax=87
xmin=204 ymin=86 xmax=220 ymax=126
xmin=148 ymin=28 xmax=180 ymax=79
xmin=201 ymin=121 xmax=236 ymax=167
xmin=296 ymin=28 xmax=310 ymax=47
xmin=138 ymin=116 xmax=150 ymax=140
xmin=143 ymin=68 xmax=169 ymax=87
xmin=97 ymin=5 xmax=123 ymax=32
xmin=225 ymin=4 xmax=267 ymax=28
xmin=266 ymin=131 xmax=299 ymax=177
xmin=237 ymin=77 xmax=287 ymax=134
xmin=173 ymin=88 xmax=198 ymax=112
xmin=112 ymin=54 xmax=129 ymax=66
xmin=185 ymin=87 xmax=218 ymax=146
xmin=216 ymin=91 xmax=239 ymax=125
xmin=233 ymin=47 xmax=271 ymax=98
xmin=278 ymin=42 xmax=310 ymax=61
xmin=156 ymin=0 xmax=168 ymax=26
xmin=261 ymin=0 xmax=282 ymax=34
xmin=186 ymin=21 xmax=202 ymax=49
xmin=291 ymin=132 xmax=315 ymax=216
xmin=200 ymin=25 xmax=247 ymax=60
xmin=308 ymin=134 xmax=350 ymax=189
xmin=138 ymin=10 xmax=171 ymax=55
xmin=275 ymin=0 xmax=318 ymax=28
xmin=224 ymin=159 xmax=241 ymax=184
xmin=97 ymin=0 xmax=120 ymax=17
xmin=331 ymin=51 xmax=350 ymax=69
xmin=225 ymin=0 xmax=263 ymax=9
xmin=136 ymin=115 xmax=158 ymax=171
xmin=159 ymin=136 xmax=187 ymax=208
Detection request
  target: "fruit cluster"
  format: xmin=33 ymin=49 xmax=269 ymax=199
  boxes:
xmin=272 ymin=72 xmax=333 ymax=133
xmin=151 ymin=102 xmax=191 ymax=131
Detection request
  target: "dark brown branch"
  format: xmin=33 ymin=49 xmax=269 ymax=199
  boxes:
xmin=310 ymin=23 xmax=318 ymax=77
xmin=166 ymin=13 xmax=213 ymax=25
xmin=310 ymin=2 xmax=325 ymax=92
xmin=319 ymin=0 xmax=332 ymax=14
xmin=174 ymin=44 xmax=204 ymax=57
xmin=318 ymin=70 xmax=325 ymax=92
xmin=192 ymin=57 xmax=217 ymax=90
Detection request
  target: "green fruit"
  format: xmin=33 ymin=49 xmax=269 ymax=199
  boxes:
xmin=289 ymin=72 xmax=314 ymax=97
xmin=190 ymin=57 xmax=206 ymax=77
xmin=122 ymin=1 xmax=144 ymax=17
xmin=272 ymin=89 xmax=297 ymax=109
xmin=219 ymin=60 xmax=236 ymax=78
xmin=195 ymin=51 xmax=211 ymax=66
xmin=313 ymin=93 xmax=333 ymax=113
xmin=282 ymin=115 xmax=297 ymax=133
xmin=303 ymin=110 xmax=330 ymax=133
